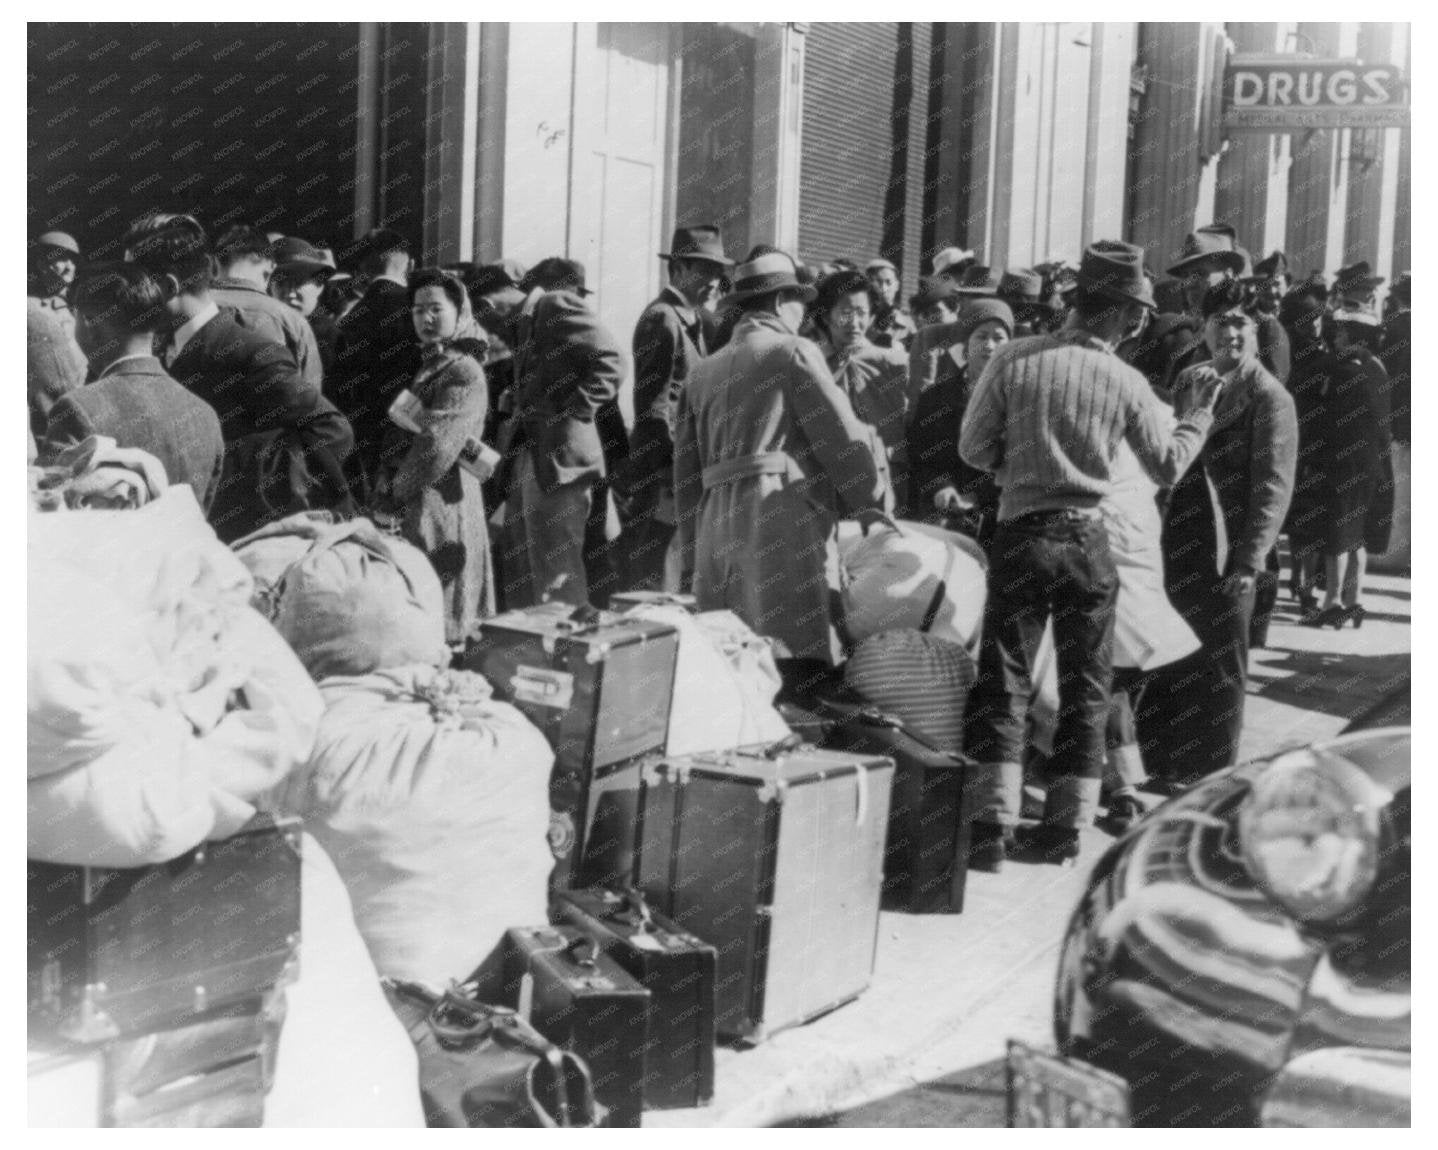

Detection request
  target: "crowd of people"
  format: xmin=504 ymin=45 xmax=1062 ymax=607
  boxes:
xmin=26 ymin=211 xmax=1410 ymax=869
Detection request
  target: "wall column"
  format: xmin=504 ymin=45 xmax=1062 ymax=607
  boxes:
xmin=750 ymin=22 xmax=805 ymax=254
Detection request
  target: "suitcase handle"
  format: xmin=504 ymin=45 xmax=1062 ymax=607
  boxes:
xmin=562 ymin=935 xmax=601 ymax=968
xmin=607 ymin=887 xmax=656 ymax=932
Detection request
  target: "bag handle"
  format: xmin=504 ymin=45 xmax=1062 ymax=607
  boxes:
xmin=562 ymin=934 xmax=601 ymax=968
xmin=919 ymin=538 xmax=960 ymax=633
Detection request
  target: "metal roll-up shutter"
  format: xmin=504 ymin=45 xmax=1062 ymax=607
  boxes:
xmin=799 ymin=22 xmax=903 ymax=270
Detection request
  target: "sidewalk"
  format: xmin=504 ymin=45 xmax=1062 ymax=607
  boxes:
xmin=647 ymin=571 xmax=1412 ymax=1128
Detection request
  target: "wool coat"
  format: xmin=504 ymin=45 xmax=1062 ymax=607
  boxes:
xmin=42 ymin=356 xmax=225 ymax=512
xmin=673 ymin=311 xmax=884 ymax=662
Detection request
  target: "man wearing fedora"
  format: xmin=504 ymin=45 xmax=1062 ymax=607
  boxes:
xmin=958 ymin=239 xmax=1221 ymax=869
xmin=998 ymin=268 xmax=1055 ymax=337
xmin=620 ymin=225 xmax=732 ymax=590
xmin=673 ymin=247 xmax=885 ymax=664
xmin=864 ymin=257 xmax=917 ymax=351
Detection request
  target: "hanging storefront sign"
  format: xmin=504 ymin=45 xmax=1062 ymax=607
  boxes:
xmin=1223 ymin=56 xmax=1409 ymax=130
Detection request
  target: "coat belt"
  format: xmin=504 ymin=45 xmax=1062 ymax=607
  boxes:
xmin=701 ymin=451 xmax=806 ymax=491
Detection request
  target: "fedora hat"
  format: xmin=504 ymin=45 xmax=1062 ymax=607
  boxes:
xmin=660 ymin=224 xmax=733 ymax=268
xmin=932 ymin=246 xmax=976 ymax=277
xmin=1333 ymin=260 xmax=1385 ymax=296
xmin=953 ymin=265 xmax=1001 ymax=297
xmin=1248 ymin=251 xmax=1289 ymax=282
xmin=521 ymin=256 xmax=593 ymax=297
xmin=1167 ymin=231 xmax=1246 ymax=277
xmin=270 ymin=236 xmax=337 ymax=280
xmin=1077 ymin=240 xmax=1157 ymax=310
xmin=720 ymin=250 xmax=816 ymax=308
xmin=998 ymin=268 xmax=1044 ymax=304
xmin=909 ymin=275 xmax=960 ymax=313
xmin=1331 ymin=305 xmax=1380 ymax=328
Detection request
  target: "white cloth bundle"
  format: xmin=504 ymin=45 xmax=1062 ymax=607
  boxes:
xmin=615 ymin=605 xmax=792 ymax=755
xmin=28 ymin=488 xmax=323 ymax=866
xmin=263 ymin=666 xmax=554 ymax=984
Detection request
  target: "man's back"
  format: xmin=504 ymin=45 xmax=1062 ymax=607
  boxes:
xmin=960 ymin=330 xmax=1209 ymax=522
xmin=212 ymin=278 xmax=323 ymax=389
xmin=331 ymin=278 xmax=416 ymax=461
xmin=43 ymin=357 xmax=225 ymax=510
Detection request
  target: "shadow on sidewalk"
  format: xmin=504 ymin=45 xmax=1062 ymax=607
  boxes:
xmin=1250 ymin=650 xmax=1411 ymax=720
xmin=778 ymin=1057 xmax=1009 ymax=1128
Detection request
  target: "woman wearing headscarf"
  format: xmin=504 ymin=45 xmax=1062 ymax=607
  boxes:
xmin=811 ymin=269 xmax=911 ymax=511
xmin=1299 ymin=306 xmax=1392 ymax=629
xmin=374 ymin=268 xmax=495 ymax=647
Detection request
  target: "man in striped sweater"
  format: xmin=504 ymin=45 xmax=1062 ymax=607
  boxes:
xmin=958 ymin=240 xmax=1222 ymax=869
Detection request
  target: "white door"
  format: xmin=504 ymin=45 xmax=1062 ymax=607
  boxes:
xmin=568 ymin=22 xmax=676 ymax=426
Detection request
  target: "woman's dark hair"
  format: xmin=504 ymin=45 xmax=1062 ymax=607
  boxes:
xmin=409 ymin=268 xmax=466 ymax=312
xmin=73 ymin=262 xmax=169 ymax=334
xmin=1199 ymin=278 xmax=1247 ymax=320
xmin=1279 ymin=285 xmax=1328 ymax=329
xmin=815 ymin=269 xmax=872 ymax=317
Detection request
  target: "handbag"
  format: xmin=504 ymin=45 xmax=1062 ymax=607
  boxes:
xmin=383 ymin=977 xmax=606 ymax=1128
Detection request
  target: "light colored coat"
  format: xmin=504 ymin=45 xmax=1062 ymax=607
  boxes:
xmin=674 ymin=312 xmax=884 ymax=662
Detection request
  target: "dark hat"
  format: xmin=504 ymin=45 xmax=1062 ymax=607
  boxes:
xmin=36 ymin=230 xmax=80 ymax=256
xmin=660 ymin=224 xmax=733 ymax=268
xmin=521 ymin=256 xmax=594 ymax=297
xmin=469 ymin=261 xmax=526 ymax=299
xmin=1390 ymin=271 xmax=1410 ymax=303
xmin=1196 ymin=222 xmax=1239 ymax=243
xmin=1333 ymin=260 xmax=1385 ymax=296
xmin=1248 ymin=251 xmax=1289 ymax=282
xmin=720 ymin=249 xmax=816 ymax=308
xmin=952 ymin=265 xmax=1001 ymax=297
xmin=956 ymin=298 xmax=1015 ymax=342
xmin=1199 ymin=279 xmax=1249 ymax=321
xmin=1167 ymin=230 xmax=1246 ymax=277
xmin=998 ymin=268 xmax=1044 ymax=304
xmin=1078 ymin=239 xmax=1158 ymax=310
xmin=270 ymin=236 xmax=337 ymax=280
xmin=909 ymin=275 xmax=960 ymax=312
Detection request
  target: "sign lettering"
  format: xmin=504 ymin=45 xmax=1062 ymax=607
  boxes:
xmin=1223 ymin=57 xmax=1408 ymax=131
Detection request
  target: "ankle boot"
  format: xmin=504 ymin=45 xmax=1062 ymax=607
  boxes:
xmin=968 ymin=821 xmax=1014 ymax=873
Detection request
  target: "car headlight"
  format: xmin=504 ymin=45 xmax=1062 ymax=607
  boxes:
xmin=1238 ymin=748 xmax=1384 ymax=925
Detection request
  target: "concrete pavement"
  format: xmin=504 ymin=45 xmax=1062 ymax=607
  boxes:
xmin=646 ymin=571 xmax=1412 ymax=1128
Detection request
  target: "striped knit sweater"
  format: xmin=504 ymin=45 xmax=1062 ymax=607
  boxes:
xmin=958 ymin=330 xmax=1214 ymax=523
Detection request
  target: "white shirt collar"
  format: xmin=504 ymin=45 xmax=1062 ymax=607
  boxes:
xmin=170 ymin=300 xmax=220 ymax=360
xmin=99 ymin=353 xmax=154 ymax=376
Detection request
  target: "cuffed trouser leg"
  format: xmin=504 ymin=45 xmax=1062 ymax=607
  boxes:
xmin=1104 ymin=744 xmax=1148 ymax=793
xmin=965 ymin=760 xmax=1025 ymax=826
xmin=1042 ymin=775 xmax=1103 ymax=829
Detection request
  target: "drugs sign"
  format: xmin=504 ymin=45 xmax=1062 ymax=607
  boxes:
xmin=1224 ymin=57 xmax=1409 ymax=130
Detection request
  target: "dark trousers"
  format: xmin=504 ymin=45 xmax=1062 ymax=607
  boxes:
xmin=1137 ymin=574 xmax=1255 ymax=786
xmin=964 ymin=513 xmax=1119 ymax=814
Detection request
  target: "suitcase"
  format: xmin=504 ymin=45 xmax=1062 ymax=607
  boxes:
xmin=551 ymin=888 xmax=716 ymax=1110
xmin=28 ymin=815 xmax=303 ymax=1043
xmin=778 ymin=689 xmax=975 ymax=915
xmin=28 ymin=990 xmax=286 ymax=1128
xmin=633 ymin=746 xmax=894 ymax=1044
xmin=495 ymin=926 xmax=651 ymax=1128
xmin=464 ymin=604 xmax=680 ymax=891
xmin=463 ymin=603 xmax=680 ymax=771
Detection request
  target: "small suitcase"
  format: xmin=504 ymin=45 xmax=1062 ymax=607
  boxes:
xmin=495 ymin=926 xmax=651 ymax=1128
xmin=463 ymin=603 xmax=680 ymax=771
xmin=28 ymin=815 xmax=303 ymax=1043
xmin=465 ymin=605 xmax=680 ymax=892
xmin=633 ymin=746 xmax=894 ymax=1044
xmin=551 ymin=888 xmax=716 ymax=1110
xmin=779 ymin=690 xmax=975 ymax=915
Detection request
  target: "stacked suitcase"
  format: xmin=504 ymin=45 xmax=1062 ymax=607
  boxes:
xmin=27 ymin=816 xmax=303 ymax=1127
xmin=463 ymin=600 xmax=976 ymax=1123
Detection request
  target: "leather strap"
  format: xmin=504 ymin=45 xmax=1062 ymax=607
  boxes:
xmin=919 ymin=538 xmax=959 ymax=633
xmin=701 ymin=451 xmax=805 ymax=491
